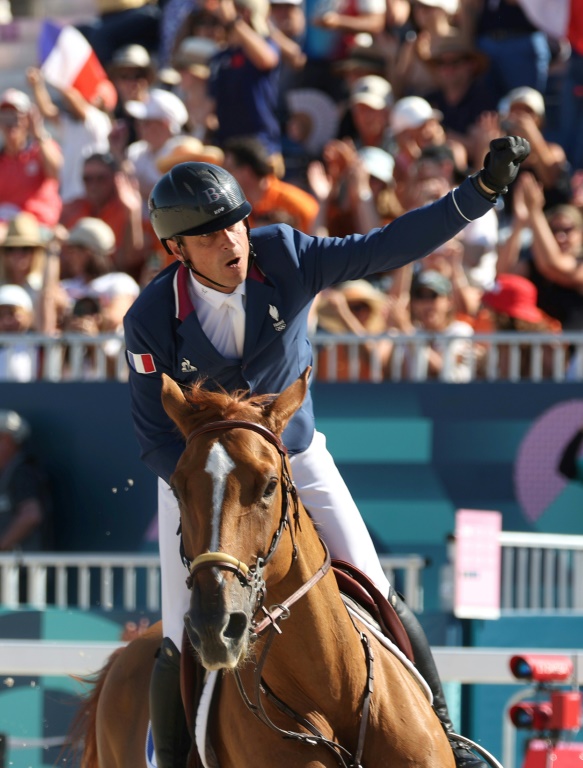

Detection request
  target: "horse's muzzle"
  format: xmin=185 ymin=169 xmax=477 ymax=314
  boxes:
xmin=185 ymin=575 xmax=253 ymax=670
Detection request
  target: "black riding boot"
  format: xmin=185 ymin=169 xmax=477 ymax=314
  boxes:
xmin=150 ymin=637 xmax=192 ymax=768
xmin=391 ymin=590 xmax=488 ymax=768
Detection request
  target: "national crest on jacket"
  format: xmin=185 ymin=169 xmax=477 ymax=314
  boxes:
xmin=269 ymin=304 xmax=286 ymax=331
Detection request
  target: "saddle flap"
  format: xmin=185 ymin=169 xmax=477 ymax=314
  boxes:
xmin=332 ymin=560 xmax=415 ymax=664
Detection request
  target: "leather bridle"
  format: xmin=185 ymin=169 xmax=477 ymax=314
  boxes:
xmin=181 ymin=418 xmax=372 ymax=768
xmin=182 ymin=419 xmax=331 ymax=632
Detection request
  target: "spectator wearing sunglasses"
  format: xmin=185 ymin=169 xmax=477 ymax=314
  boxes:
xmin=60 ymin=152 xmax=144 ymax=279
xmin=497 ymin=172 xmax=583 ymax=333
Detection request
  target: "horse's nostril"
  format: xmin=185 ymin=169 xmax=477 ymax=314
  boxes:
xmin=223 ymin=612 xmax=248 ymax=640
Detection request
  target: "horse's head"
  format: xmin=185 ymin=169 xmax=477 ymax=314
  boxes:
xmin=161 ymin=369 xmax=310 ymax=671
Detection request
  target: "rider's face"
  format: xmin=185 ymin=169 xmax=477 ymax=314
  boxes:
xmin=168 ymin=219 xmax=250 ymax=293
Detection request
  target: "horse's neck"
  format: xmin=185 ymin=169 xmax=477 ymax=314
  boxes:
xmin=260 ymin=524 xmax=366 ymax=719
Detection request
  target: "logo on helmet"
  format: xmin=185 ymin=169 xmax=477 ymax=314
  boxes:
xmin=202 ymin=186 xmax=223 ymax=204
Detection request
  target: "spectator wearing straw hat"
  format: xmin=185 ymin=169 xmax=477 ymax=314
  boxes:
xmin=0 ymin=409 xmax=52 ymax=553
xmin=59 ymin=217 xmax=140 ymax=333
xmin=0 ymin=212 xmax=49 ymax=327
xmin=0 ymin=88 xmax=63 ymax=229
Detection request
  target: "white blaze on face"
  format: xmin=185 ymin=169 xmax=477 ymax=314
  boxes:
xmin=205 ymin=441 xmax=235 ymax=552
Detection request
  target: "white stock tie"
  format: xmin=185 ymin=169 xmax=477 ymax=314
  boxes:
xmin=223 ymin=292 xmax=245 ymax=358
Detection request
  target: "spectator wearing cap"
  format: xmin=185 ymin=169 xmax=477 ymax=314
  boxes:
xmin=0 ymin=88 xmax=63 ymax=229
xmin=58 ymin=217 xmax=140 ymax=333
xmin=347 ymin=74 xmax=394 ymax=150
xmin=392 ymin=267 xmax=475 ymax=382
xmin=0 ymin=284 xmax=38 ymax=381
xmin=205 ymin=0 xmax=282 ymax=158
xmin=389 ymin=95 xmax=466 ymax=188
xmin=108 ymin=44 xmax=156 ymax=155
xmin=75 ymin=0 xmax=161 ymax=68
xmin=0 ymin=212 xmax=49 ymax=328
xmin=60 ymin=152 xmax=144 ymax=278
xmin=26 ymin=67 xmax=116 ymax=205
xmin=223 ymin=136 xmax=320 ymax=233
xmin=358 ymin=145 xmax=403 ymax=224
xmin=125 ymin=88 xmax=190 ymax=207
xmin=497 ymin=87 xmax=568 ymax=201
xmin=0 ymin=409 xmax=52 ymax=554
xmin=480 ymin=273 xmax=561 ymax=380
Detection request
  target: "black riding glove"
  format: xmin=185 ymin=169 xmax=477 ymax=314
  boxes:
xmin=472 ymin=136 xmax=531 ymax=199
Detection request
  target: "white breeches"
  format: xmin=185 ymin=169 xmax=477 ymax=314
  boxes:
xmin=157 ymin=429 xmax=391 ymax=648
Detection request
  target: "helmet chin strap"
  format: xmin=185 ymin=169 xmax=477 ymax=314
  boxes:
xmin=176 ymin=221 xmax=255 ymax=291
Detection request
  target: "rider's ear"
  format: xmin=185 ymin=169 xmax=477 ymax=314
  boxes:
xmin=263 ymin=367 xmax=311 ymax=435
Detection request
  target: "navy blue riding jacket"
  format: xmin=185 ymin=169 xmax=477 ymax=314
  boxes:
xmin=123 ymin=178 xmax=493 ymax=484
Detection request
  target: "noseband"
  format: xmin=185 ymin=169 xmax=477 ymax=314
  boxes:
xmin=182 ymin=419 xmax=331 ymax=634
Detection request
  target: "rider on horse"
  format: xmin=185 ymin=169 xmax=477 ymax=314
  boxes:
xmin=124 ymin=136 xmax=530 ymax=767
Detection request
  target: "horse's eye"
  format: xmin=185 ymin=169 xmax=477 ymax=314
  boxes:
xmin=263 ymin=478 xmax=278 ymax=498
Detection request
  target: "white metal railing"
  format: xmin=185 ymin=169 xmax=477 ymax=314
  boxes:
xmin=0 ymin=552 xmax=425 ymax=612
xmin=500 ymin=532 xmax=583 ymax=612
xmin=3 ymin=533 xmax=583 ymax=614
xmin=2 ymin=331 xmax=583 ymax=382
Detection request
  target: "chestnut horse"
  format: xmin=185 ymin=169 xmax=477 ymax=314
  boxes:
xmin=73 ymin=370 xmax=455 ymax=768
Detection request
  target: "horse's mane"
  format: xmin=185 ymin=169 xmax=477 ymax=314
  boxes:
xmin=184 ymin=381 xmax=277 ymax=422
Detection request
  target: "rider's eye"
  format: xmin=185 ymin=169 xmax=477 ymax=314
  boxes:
xmin=263 ymin=478 xmax=278 ymax=498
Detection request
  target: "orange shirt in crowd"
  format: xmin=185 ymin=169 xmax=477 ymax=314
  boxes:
xmin=248 ymin=175 xmax=319 ymax=234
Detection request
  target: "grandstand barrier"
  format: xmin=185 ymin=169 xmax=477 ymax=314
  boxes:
xmin=2 ymin=531 xmax=583 ymax=613
xmin=2 ymin=331 xmax=583 ymax=382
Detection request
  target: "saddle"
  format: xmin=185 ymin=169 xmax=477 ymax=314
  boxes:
xmin=180 ymin=561 xmax=414 ymax=767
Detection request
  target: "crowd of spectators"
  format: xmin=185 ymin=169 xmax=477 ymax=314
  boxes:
xmin=0 ymin=0 xmax=581 ymax=387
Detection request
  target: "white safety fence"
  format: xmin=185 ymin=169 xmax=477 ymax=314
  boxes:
xmin=3 ymin=532 xmax=583 ymax=614
xmin=1 ymin=643 xmax=581 ymax=768
xmin=2 ymin=331 xmax=583 ymax=382
xmin=0 ymin=552 xmax=425 ymax=612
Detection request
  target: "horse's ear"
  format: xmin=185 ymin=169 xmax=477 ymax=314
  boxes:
xmin=161 ymin=374 xmax=194 ymax=437
xmin=263 ymin=367 xmax=311 ymax=436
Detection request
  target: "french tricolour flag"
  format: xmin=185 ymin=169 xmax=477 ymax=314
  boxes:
xmin=39 ymin=21 xmax=108 ymax=103
xmin=127 ymin=351 xmax=157 ymax=375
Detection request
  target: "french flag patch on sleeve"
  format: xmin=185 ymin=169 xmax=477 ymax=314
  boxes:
xmin=127 ymin=350 xmax=157 ymax=374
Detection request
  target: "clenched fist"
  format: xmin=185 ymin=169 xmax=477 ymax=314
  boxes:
xmin=479 ymin=136 xmax=531 ymax=195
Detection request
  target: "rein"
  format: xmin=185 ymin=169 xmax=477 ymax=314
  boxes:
xmin=183 ymin=418 xmax=372 ymax=768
